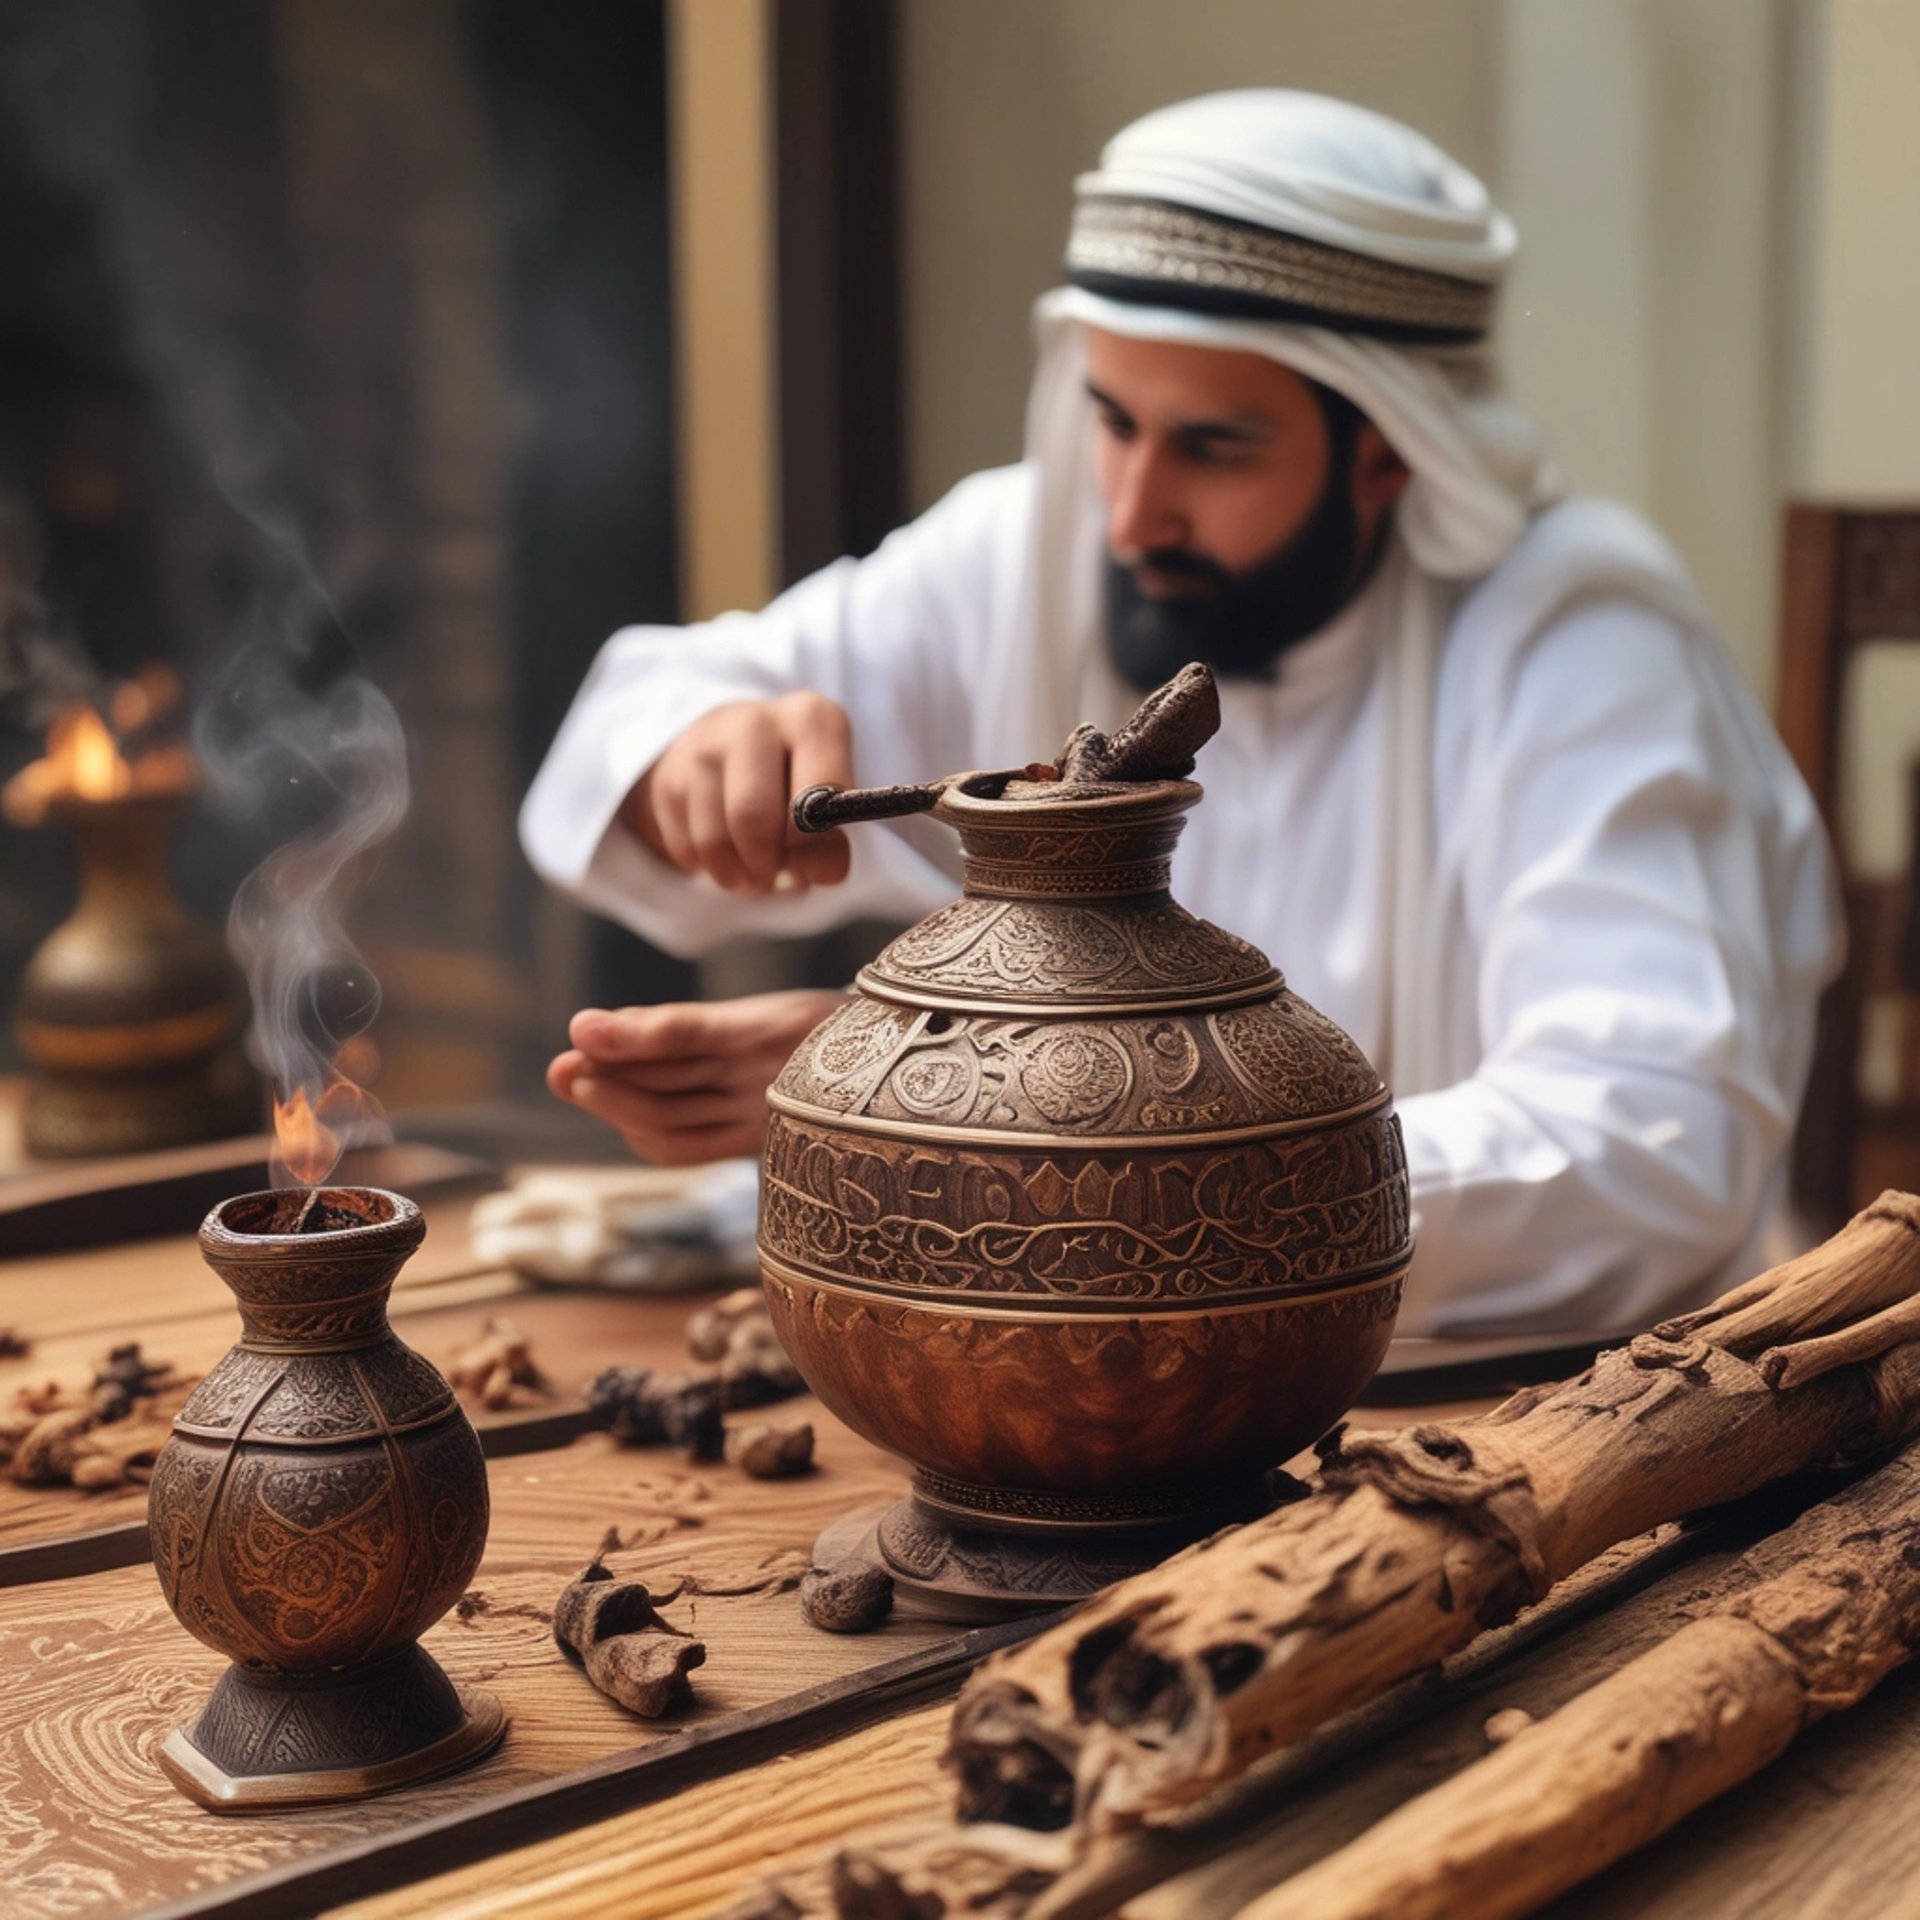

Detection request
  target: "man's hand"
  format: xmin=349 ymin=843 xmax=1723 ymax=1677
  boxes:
xmin=622 ymin=694 xmax=855 ymax=894
xmin=549 ymin=988 xmax=850 ymax=1165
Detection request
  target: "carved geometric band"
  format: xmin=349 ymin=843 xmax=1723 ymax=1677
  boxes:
xmin=961 ymin=862 xmax=1174 ymax=900
xmin=756 ymin=1246 xmax=1411 ymax=1318
xmin=238 ymin=1329 xmax=395 ymax=1356
xmin=765 ymin=1081 xmax=1389 ymax=1152
xmin=170 ymin=1399 xmax=461 ymax=1447
xmin=854 ymin=971 xmax=1285 ymax=1021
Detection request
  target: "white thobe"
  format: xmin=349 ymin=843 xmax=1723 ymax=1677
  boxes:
xmin=522 ymin=464 xmax=1841 ymax=1343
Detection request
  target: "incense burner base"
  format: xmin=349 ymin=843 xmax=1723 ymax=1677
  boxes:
xmin=158 ymin=1644 xmax=507 ymax=1814
xmin=817 ymin=1471 xmax=1273 ymax=1622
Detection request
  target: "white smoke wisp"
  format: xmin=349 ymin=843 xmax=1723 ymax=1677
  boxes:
xmin=194 ymin=582 xmax=409 ymax=1185
xmin=2 ymin=9 xmax=417 ymax=1185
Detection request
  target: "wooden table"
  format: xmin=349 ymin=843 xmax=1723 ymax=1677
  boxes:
xmin=7 ymin=1174 xmax=1916 ymax=1919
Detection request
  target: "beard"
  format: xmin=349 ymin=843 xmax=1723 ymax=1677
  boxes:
xmin=1104 ymin=456 xmax=1386 ymax=694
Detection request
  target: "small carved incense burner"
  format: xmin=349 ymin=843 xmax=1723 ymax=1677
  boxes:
xmin=14 ymin=787 xmax=255 ymax=1158
xmin=148 ymin=1187 xmax=505 ymax=1810
xmin=759 ymin=666 xmax=1412 ymax=1616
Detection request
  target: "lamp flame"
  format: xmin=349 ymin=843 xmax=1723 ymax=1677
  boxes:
xmin=3 ymin=668 xmax=196 ymax=827
xmin=272 ymin=1066 xmax=385 ymax=1189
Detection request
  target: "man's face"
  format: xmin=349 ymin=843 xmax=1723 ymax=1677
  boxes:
xmin=1088 ymin=327 xmax=1343 ymax=587
xmin=1084 ymin=327 xmax=1410 ymax=685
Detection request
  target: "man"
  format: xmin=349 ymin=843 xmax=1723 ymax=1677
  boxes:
xmin=521 ymin=90 xmax=1841 ymax=1341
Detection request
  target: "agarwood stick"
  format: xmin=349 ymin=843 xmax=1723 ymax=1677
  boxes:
xmin=1234 ymin=1436 xmax=1920 ymax=1920
xmin=948 ymin=1193 xmax=1920 ymax=1836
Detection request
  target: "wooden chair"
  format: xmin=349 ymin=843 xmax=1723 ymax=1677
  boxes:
xmin=1775 ymin=504 xmax=1920 ymax=1226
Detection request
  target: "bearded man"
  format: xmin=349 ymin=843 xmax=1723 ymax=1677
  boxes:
xmin=521 ymin=90 xmax=1841 ymax=1342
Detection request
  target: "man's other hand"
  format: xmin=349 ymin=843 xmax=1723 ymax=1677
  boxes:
xmin=621 ymin=694 xmax=855 ymax=894
xmin=549 ymin=988 xmax=850 ymax=1165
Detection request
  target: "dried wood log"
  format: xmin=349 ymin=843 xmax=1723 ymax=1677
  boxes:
xmin=1235 ymin=1436 xmax=1920 ymax=1920
xmin=948 ymin=1193 xmax=1920 ymax=1836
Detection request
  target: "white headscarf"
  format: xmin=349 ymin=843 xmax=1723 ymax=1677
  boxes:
xmin=983 ymin=91 xmax=1563 ymax=1091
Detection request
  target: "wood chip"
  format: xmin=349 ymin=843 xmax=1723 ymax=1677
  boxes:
xmin=800 ymin=1563 xmax=894 ymax=1634
xmin=553 ymin=1564 xmax=706 ymax=1716
xmin=731 ymin=1422 xmax=814 ymax=1479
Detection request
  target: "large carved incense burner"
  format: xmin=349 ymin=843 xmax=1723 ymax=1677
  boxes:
xmin=148 ymin=1187 xmax=505 ymax=1810
xmin=759 ymin=666 xmax=1411 ymax=1614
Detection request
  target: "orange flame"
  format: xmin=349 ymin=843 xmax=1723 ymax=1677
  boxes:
xmin=272 ymin=1070 xmax=385 ymax=1189
xmin=3 ymin=671 xmax=197 ymax=828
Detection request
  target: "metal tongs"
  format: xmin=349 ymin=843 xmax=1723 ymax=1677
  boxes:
xmin=792 ymin=661 xmax=1221 ymax=834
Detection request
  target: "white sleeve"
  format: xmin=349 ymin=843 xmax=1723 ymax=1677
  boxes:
xmin=518 ymin=468 xmax=1029 ymax=957
xmin=1394 ymin=598 xmax=1841 ymax=1339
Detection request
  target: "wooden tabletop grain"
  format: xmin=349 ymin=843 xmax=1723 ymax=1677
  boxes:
xmin=12 ymin=1168 xmax=1911 ymax=1920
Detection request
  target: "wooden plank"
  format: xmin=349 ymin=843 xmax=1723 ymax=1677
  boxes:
xmin=1 ymin=1412 xmax=948 ymax=1920
xmin=0 ymin=1280 xmax=706 ymax=1580
xmin=0 ymin=1138 xmax=496 ymax=1256
xmin=0 ymin=1407 xmax=598 ymax=1588
xmin=146 ymin=1616 xmax=1057 ymax=1920
xmin=308 ymin=1522 xmax=1726 ymax=1920
xmin=0 ymin=1189 xmax=504 ymax=1343
xmin=330 ymin=1699 xmax=958 ymax=1920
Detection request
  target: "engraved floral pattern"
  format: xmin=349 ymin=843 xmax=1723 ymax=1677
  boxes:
xmin=776 ymin=992 xmax=1384 ymax=1138
xmin=149 ymin=1197 xmax=490 ymax=1694
xmin=1019 ymin=1031 xmax=1130 ymax=1127
xmin=760 ymin=1109 xmax=1409 ymax=1302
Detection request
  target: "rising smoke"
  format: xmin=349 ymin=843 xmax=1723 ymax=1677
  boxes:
xmin=0 ymin=7 xmax=411 ymax=1160
xmin=194 ymin=578 xmax=408 ymax=1137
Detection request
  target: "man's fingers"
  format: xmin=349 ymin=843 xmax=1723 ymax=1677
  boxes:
xmin=685 ymin=755 xmax=750 ymax=892
xmin=782 ymin=694 xmax=853 ymax=792
xmin=547 ymin=1048 xmax=589 ymax=1099
xmin=568 ymin=1075 xmax=757 ymax=1136
xmin=724 ymin=714 xmax=791 ymax=890
xmin=583 ymin=1052 xmax=753 ymax=1095
xmin=785 ymin=827 xmax=852 ymax=885
xmin=571 ymin=1002 xmax=730 ymax=1063
xmin=625 ymin=1120 xmax=770 ymax=1167
xmin=780 ymin=698 xmax=854 ymax=884
xmin=569 ymin=990 xmax=845 ymax=1073
xmin=642 ymin=765 xmax=699 ymax=875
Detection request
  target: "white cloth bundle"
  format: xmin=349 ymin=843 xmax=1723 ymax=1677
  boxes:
xmin=469 ymin=1161 xmax=761 ymax=1291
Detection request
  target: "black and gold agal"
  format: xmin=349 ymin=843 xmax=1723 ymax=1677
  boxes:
xmin=1066 ymin=194 xmax=1495 ymax=344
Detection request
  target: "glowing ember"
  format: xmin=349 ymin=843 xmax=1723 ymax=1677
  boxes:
xmin=272 ymin=1070 xmax=385 ymax=1189
xmin=3 ymin=670 xmax=197 ymax=828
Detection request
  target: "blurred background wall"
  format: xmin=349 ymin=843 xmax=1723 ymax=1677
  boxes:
xmin=0 ymin=0 xmax=1915 ymax=1138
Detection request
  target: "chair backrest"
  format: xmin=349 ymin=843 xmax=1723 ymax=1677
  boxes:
xmin=1776 ymin=504 xmax=1920 ymax=1225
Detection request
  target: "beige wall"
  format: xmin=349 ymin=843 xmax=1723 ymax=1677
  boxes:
xmin=1497 ymin=0 xmax=1784 ymax=693
xmin=898 ymin=0 xmax=1500 ymax=509
xmin=897 ymin=0 xmax=1785 ymax=688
